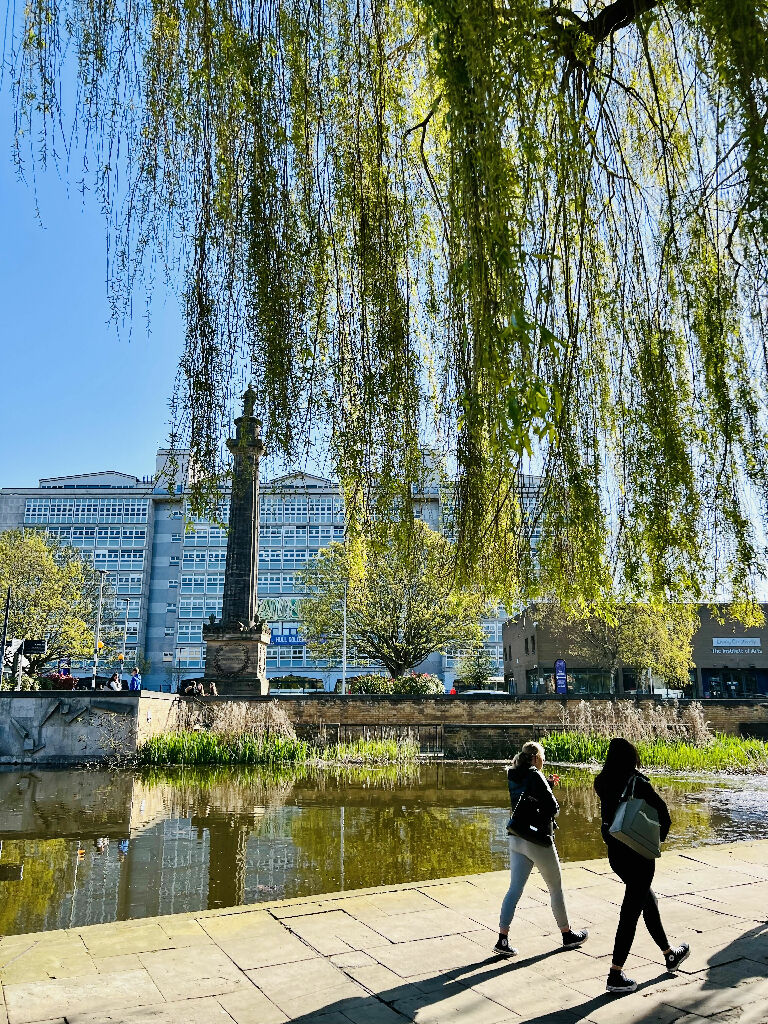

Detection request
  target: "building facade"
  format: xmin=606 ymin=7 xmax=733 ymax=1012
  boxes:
xmin=503 ymin=604 xmax=768 ymax=699
xmin=1 ymin=451 xmax=509 ymax=691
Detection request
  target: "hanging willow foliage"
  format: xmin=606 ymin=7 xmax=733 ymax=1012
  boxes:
xmin=6 ymin=0 xmax=768 ymax=609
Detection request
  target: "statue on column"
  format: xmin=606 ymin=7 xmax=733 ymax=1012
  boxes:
xmin=203 ymin=387 xmax=271 ymax=695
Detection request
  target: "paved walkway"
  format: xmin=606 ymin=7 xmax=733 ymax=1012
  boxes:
xmin=0 ymin=840 xmax=766 ymax=1024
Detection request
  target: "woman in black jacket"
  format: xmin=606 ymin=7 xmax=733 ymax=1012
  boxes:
xmin=494 ymin=741 xmax=588 ymax=957
xmin=595 ymin=737 xmax=690 ymax=994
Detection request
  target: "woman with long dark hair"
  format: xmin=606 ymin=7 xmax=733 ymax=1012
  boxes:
xmin=494 ymin=741 xmax=588 ymax=957
xmin=594 ymin=737 xmax=690 ymax=994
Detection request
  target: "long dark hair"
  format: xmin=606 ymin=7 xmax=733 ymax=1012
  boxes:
xmin=594 ymin=737 xmax=639 ymax=795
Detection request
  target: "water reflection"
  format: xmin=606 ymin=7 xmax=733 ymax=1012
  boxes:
xmin=0 ymin=763 xmax=765 ymax=935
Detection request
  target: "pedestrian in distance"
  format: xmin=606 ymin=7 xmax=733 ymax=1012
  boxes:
xmin=494 ymin=741 xmax=588 ymax=957
xmin=594 ymin=737 xmax=690 ymax=995
xmin=106 ymin=672 xmax=122 ymax=691
xmin=129 ymin=667 xmax=141 ymax=691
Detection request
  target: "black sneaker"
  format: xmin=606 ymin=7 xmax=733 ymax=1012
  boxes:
xmin=561 ymin=928 xmax=588 ymax=949
xmin=606 ymin=970 xmax=638 ymax=994
xmin=665 ymin=943 xmax=690 ymax=972
xmin=492 ymin=936 xmax=517 ymax=958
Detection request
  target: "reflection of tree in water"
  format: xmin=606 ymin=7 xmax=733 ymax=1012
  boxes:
xmin=0 ymin=839 xmax=74 ymax=935
xmin=288 ymin=806 xmax=496 ymax=895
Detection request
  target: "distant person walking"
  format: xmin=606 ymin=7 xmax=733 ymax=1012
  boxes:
xmin=129 ymin=668 xmax=142 ymax=691
xmin=106 ymin=672 xmax=122 ymax=691
xmin=494 ymin=741 xmax=588 ymax=957
xmin=594 ymin=737 xmax=689 ymax=995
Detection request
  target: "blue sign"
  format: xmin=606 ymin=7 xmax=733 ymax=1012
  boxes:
xmin=270 ymin=634 xmax=306 ymax=646
xmin=554 ymin=658 xmax=567 ymax=695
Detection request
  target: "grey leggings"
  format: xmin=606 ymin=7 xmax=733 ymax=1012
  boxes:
xmin=499 ymin=834 xmax=570 ymax=931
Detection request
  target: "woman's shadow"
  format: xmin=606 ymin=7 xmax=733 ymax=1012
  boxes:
xmin=279 ymin=944 xmax=667 ymax=1024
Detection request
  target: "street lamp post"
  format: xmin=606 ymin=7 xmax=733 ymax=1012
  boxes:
xmin=91 ymin=571 xmax=106 ymax=689
xmin=341 ymin=582 xmax=347 ymax=696
xmin=0 ymin=587 xmax=10 ymax=691
xmin=117 ymin=598 xmax=130 ymax=685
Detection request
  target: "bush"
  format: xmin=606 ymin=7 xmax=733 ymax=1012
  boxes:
xmin=344 ymin=672 xmax=444 ymax=695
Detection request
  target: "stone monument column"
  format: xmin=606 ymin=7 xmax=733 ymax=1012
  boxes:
xmin=203 ymin=387 xmax=271 ymax=695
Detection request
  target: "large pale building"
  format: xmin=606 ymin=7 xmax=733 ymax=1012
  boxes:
xmin=0 ymin=450 xmax=509 ymax=690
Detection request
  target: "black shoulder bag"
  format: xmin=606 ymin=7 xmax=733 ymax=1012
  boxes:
xmin=506 ymin=772 xmax=555 ymax=847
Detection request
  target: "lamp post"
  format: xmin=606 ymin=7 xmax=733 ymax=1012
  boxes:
xmin=0 ymin=587 xmax=10 ymax=691
xmin=117 ymin=597 xmax=130 ymax=685
xmin=91 ymin=570 xmax=106 ymax=689
xmin=341 ymin=581 xmax=347 ymax=696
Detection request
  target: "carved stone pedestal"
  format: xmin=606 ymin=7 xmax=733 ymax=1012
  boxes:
xmin=203 ymin=621 xmax=271 ymax=696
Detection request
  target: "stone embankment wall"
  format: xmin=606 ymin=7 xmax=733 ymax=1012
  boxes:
xmin=1 ymin=692 xmax=766 ymax=763
xmin=265 ymin=694 xmax=768 ymax=737
xmin=0 ymin=691 xmax=180 ymax=766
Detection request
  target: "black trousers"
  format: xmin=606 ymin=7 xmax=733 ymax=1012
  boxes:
xmin=608 ymin=840 xmax=669 ymax=966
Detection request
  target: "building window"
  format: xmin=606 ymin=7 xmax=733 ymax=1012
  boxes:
xmin=208 ymin=527 xmax=227 ymax=546
xmin=169 ymin=555 xmax=180 ymax=566
xmin=309 ymin=525 xmax=333 ymax=548
xmin=184 ymin=527 xmax=208 ymax=546
xmin=180 ymin=574 xmax=206 ymax=594
xmin=182 ymin=551 xmax=207 ymax=569
xmin=171 ymin=532 xmax=182 ymax=542
xmin=258 ymin=572 xmax=281 ymax=594
xmin=281 ymin=573 xmax=295 ymax=593
xmin=283 ymin=497 xmax=308 ymax=523
xmin=207 ymin=550 xmax=226 ymax=569
xmin=117 ymin=574 xmax=143 ymax=594
xmin=206 ymin=574 xmax=225 ymax=593
xmin=178 ymin=623 xmax=203 ymax=643
xmin=166 ymin=602 xmax=177 ymax=613
xmin=260 ymin=497 xmax=283 ymax=523
xmin=121 ymin=528 xmax=146 ymax=547
xmin=262 ymin=527 xmax=282 ymax=547
xmin=168 ymin=580 xmax=179 ymax=589
xmin=176 ymin=646 xmax=203 ymax=668
xmin=259 ymin=549 xmax=282 ymax=568
xmin=308 ymin=497 xmax=334 ymax=523
xmin=164 ymin=626 xmax=175 ymax=637
xmin=23 ymin=498 xmax=47 ymax=523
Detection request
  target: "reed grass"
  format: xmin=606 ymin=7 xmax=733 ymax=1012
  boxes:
xmin=138 ymin=730 xmax=419 ymax=767
xmin=543 ymin=730 xmax=768 ymax=773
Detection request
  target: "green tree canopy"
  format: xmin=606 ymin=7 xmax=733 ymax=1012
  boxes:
xmin=298 ymin=523 xmax=486 ymax=677
xmin=0 ymin=529 xmax=111 ymax=675
xmin=535 ymin=598 xmax=699 ymax=685
xmin=7 ymin=0 xmax=768 ymax=606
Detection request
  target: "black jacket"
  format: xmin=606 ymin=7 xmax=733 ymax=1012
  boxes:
xmin=508 ymin=765 xmax=559 ymax=820
xmin=594 ymin=769 xmax=671 ymax=845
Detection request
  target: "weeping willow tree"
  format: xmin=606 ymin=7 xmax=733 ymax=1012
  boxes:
xmin=6 ymin=0 xmax=768 ymax=610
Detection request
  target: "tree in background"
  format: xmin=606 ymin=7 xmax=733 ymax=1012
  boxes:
xmin=298 ymin=523 xmax=486 ymax=679
xmin=0 ymin=529 xmax=115 ymax=678
xmin=535 ymin=600 xmax=698 ymax=688
xmin=6 ymin=0 xmax=768 ymax=610
xmin=455 ymin=648 xmax=496 ymax=691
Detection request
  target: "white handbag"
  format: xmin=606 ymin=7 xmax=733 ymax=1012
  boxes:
xmin=609 ymin=774 xmax=661 ymax=859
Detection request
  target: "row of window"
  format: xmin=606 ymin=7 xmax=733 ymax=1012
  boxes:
xmin=92 ymin=550 xmax=145 ymax=570
xmin=260 ymin=525 xmax=345 ymax=547
xmin=25 ymin=498 xmax=149 ymax=523
xmin=179 ymin=574 xmax=225 ymax=594
xmin=112 ymin=598 xmax=141 ymax=619
xmin=174 ymin=644 xmax=377 ymax=670
xmin=44 ymin=526 xmax=147 ymax=547
xmin=260 ymin=496 xmax=344 ymax=524
xmin=177 ymin=598 xmax=224 ymax=619
xmin=258 ymin=550 xmax=313 ymax=569
xmin=178 ymin=550 xmax=226 ymax=569
xmin=180 ymin=527 xmax=227 ymax=546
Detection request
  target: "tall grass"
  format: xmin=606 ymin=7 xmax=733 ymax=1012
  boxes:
xmin=543 ymin=731 xmax=768 ymax=773
xmin=138 ymin=730 xmax=419 ymax=767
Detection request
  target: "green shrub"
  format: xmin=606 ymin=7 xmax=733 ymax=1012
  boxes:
xmin=345 ymin=672 xmax=444 ymax=695
xmin=543 ymin=731 xmax=768 ymax=773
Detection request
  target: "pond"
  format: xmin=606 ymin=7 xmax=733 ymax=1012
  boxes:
xmin=0 ymin=762 xmax=765 ymax=936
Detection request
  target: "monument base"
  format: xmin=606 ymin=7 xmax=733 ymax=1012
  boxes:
xmin=202 ymin=621 xmax=271 ymax=696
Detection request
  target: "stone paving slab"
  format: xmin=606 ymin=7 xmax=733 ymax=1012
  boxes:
xmin=1 ymin=840 xmax=767 ymax=1024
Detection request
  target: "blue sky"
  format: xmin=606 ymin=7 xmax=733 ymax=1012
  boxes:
xmin=0 ymin=89 xmax=185 ymax=488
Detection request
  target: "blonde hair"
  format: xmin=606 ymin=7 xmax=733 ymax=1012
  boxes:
xmin=511 ymin=741 xmax=544 ymax=771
